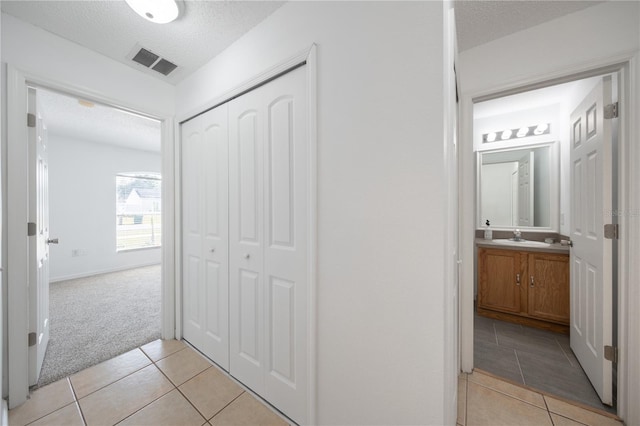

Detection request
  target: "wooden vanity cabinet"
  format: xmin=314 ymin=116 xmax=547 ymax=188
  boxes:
xmin=478 ymin=248 xmax=524 ymax=314
xmin=477 ymin=247 xmax=569 ymax=331
xmin=527 ymin=252 xmax=570 ymax=324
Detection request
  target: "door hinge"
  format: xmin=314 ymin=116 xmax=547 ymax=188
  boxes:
xmin=28 ymin=332 xmax=37 ymax=347
xmin=27 ymin=113 xmax=36 ymax=128
xmin=604 ymin=102 xmax=618 ymax=119
xmin=604 ymin=223 xmax=619 ymax=240
xmin=604 ymin=345 xmax=618 ymax=363
xmin=27 ymin=222 xmax=37 ymax=237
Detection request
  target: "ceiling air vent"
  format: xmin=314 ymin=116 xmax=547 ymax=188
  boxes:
xmin=132 ymin=48 xmax=159 ymax=68
xmin=152 ymin=58 xmax=178 ymax=76
xmin=129 ymin=46 xmax=178 ymax=77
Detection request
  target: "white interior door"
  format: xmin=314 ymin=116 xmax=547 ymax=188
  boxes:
xmin=517 ymin=152 xmax=534 ymax=226
xmin=181 ymin=105 xmax=230 ymax=370
xmin=28 ymin=88 xmax=51 ymax=385
xmin=511 ymin=169 xmax=518 ymax=226
xmin=569 ymin=77 xmax=613 ymax=405
xmin=229 ymin=65 xmax=308 ymax=424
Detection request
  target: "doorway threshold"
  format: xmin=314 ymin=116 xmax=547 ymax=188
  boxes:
xmin=459 ymin=370 xmax=622 ymax=425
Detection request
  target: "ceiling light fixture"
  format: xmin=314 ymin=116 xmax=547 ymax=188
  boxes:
xmin=125 ymin=0 xmax=181 ymax=24
xmin=534 ymin=123 xmax=549 ymax=135
xmin=482 ymin=123 xmax=551 ymax=143
xmin=517 ymin=126 xmax=529 ymax=138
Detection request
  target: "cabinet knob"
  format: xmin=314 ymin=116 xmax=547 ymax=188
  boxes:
xmin=530 ymin=276 xmax=535 ymax=287
xmin=516 ymin=273 xmax=520 ymax=285
xmin=210 ymin=248 xmax=215 ymax=253
xmin=244 ymin=253 xmax=250 ymax=259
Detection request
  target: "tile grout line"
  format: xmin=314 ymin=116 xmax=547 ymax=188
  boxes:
xmin=173 ymin=366 xmax=217 ymax=422
xmin=67 ymin=377 xmax=88 ymax=426
xmin=70 ymin=349 xmax=154 ymax=400
xmin=78 ymin=346 xmax=182 ymax=425
xmin=209 ymin=391 xmax=246 ymax=423
xmin=542 ymin=393 xmax=556 ymax=425
xmin=513 ymin=349 xmax=526 ymax=385
xmin=112 ymin=343 xmax=196 ymax=425
xmin=555 ymin=337 xmax=575 ymax=367
xmin=111 ymin=359 xmax=180 ymax=425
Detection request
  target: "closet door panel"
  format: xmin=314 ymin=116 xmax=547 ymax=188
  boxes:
xmin=229 ymin=93 xmax=265 ymax=394
xmin=201 ymin=106 xmax=230 ymax=369
xmin=263 ymin=66 xmax=308 ymax=424
xmin=181 ymin=105 xmax=230 ymax=370
xmin=229 ymin=65 xmax=309 ymax=425
xmin=181 ymin=117 xmax=204 ymax=346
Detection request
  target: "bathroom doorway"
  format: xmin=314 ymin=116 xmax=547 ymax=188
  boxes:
xmin=470 ymin=72 xmax=619 ymax=414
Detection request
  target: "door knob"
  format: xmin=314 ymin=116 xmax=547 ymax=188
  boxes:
xmin=47 ymin=238 xmax=59 ymax=244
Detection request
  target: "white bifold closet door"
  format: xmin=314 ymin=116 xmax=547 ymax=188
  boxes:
xmin=229 ymin=65 xmax=308 ymax=424
xmin=181 ymin=105 xmax=230 ymax=370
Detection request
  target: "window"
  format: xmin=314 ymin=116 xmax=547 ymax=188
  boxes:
xmin=116 ymin=173 xmax=162 ymax=251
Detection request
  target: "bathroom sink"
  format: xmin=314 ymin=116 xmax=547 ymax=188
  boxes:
xmin=492 ymin=239 xmax=552 ymax=248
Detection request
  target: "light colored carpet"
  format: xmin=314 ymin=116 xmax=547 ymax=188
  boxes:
xmin=37 ymin=265 xmax=162 ymax=387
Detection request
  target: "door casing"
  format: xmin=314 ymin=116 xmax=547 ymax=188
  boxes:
xmin=459 ymin=55 xmax=640 ymax=425
xmin=6 ymin=65 xmax=175 ymax=408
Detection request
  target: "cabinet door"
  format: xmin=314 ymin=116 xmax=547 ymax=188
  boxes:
xmin=528 ymin=253 xmax=569 ymax=324
xmin=478 ymin=248 xmax=522 ymax=314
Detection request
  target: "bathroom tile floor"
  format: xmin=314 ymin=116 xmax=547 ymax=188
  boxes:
xmin=457 ymin=370 xmax=622 ymax=426
xmin=8 ymin=340 xmax=290 ymax=426
xmin=474 ymin=311 xmax=616 ymax=414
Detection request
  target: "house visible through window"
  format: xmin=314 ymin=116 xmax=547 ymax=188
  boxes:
xmin=116 ymin=173 xmax=161 ymax=251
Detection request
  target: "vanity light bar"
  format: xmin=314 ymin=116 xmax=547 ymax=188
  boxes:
xmin=482 ymin=123 xmax=551 ymax=143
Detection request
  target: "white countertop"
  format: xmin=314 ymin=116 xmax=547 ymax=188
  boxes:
xmin=476 ymin=238 xmax=570 ymax=254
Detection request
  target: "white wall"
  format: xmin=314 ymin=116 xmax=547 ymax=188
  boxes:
xmin=458 ymin=1 xmax=640 ymax=423
xmin=48 ymin=135 xmax=161 ymax=281
xmin=1 ymin=12 xmax=174 ymax=400
xmin=178 ymin=2 xmax=452 ymax=424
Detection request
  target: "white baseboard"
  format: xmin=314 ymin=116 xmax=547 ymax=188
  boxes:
xmin=50 ymin=262 xmax=161 ymax=283
xmin=2 ymin=399 xmax=8 ymax=426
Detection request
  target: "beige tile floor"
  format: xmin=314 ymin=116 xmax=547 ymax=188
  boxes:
xmin=9 ymin=340 xmax=290 ymax=426
xmin=9 ymin=340 xmax=625 ymax=426
xmin=458 ymin=370 xmax=624 ymax=426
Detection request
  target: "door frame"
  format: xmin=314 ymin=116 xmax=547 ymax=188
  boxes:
xmin=6 ymin=65 xmax=175 ymax=408
xmin=174 ymin=44 xmax=318 ymax=424
xmin=459 ymin=53 xmax=640 ymax=425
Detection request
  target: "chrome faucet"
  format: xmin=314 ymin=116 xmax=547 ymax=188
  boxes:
xmin=513 ymin=229 xmax=522 ymax=241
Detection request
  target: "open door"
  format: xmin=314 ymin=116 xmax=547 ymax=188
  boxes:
xmin=27 ymin=87 xmax=53 ymax=385
xmin=569 ymin=76 xmax=613 ymax=405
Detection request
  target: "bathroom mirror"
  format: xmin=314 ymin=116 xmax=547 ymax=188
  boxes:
xmin=477 ymin=142 xmax=559 ymax=230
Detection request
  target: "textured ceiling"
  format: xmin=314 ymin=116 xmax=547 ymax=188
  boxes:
xmin=474 ymin=76 xmax=601 ymax=118
xmin=1 ymin=0 xmax=284 ymax=84
xmin=455 ymin=0 xmax=604 ymax=52
xmin=38 ymin=88 xmax=161 ymax=152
